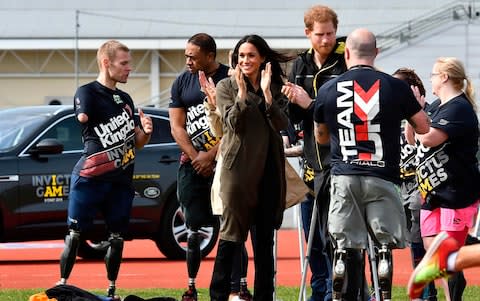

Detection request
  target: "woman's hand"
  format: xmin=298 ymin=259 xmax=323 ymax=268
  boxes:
xmin=261 ymin=62 xmax=272 ymax=105
xmin=199 ymin=70 xmax=217 ymax=107
xmin=235 ymin=65 xmax=247 ymax=101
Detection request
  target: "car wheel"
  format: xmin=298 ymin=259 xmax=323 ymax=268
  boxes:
xmin=77 ymin=239 xmax=110 ymax=259
xmin=155 ymin=196 xmax=219 ymax=260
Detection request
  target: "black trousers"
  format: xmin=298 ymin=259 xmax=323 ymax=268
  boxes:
xmin=210 ymin=225 xmax=274 ymax=301
xmin=210 ymin=239 xmax=239 ymax=301
xmin=211 ymin=151 xmax=279 ymax=301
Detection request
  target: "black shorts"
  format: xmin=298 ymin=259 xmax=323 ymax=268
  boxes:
xmin=177 ymin=162 xmax=216 ymax=230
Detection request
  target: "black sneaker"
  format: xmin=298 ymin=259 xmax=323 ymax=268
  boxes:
xmin=238 ymin=287 xmax=253 ymax=301
xmin=107 ymin=285 xmax=116 ymax=298
xmin=181 ymin=287 xmax=198 ymax=301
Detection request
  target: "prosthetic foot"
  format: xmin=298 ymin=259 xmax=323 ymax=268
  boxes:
xmin=377 ymin=244 xmax=393 ymax=301
xmin=332 ymin=248 xmax=347 ymax=301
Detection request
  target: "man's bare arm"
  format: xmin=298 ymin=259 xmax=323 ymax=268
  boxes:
xmin=407 ymin=110 xmax=430 ymax=135
xmin=406 ymin=109 xmax=449 ymax=148
xmin=169 ymin=107 xmax=198 ymax=160
xmin=314 ymin=122 xmax=330 ymax=145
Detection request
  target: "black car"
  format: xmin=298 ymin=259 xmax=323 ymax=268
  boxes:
xmin=0 ymin=105 xmax=219 ymax=259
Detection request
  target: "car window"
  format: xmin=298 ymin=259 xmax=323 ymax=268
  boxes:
xmin=38 ymin=114 xmax=173 ymax=150
xmin=40 ymin=116 xmax=83 ymax=151
xmin=148 ymin=117 xmax=175 ymax=144
xmin=0 ymin=110 xmax=49 ymax=152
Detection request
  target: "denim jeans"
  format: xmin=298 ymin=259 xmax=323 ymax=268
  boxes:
xmin=301 ymin=192 xmax=332 ymax=301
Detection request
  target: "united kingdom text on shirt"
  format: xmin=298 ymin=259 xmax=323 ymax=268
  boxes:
xmin=72 ymin=81 xmax=138 ymax=184
xmin=169 ymin=64 xmax=229 ymax=152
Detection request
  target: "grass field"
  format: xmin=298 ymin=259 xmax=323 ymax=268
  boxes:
xmin=4 ymin=286 xmax=480 ymax=301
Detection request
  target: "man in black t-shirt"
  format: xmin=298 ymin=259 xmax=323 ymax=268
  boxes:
xmin=168 ymin=33 xmax=230 ymax=301
xmin=58 ymin=40 xmax=153 ymax=299
xmin=313 ymin=29 xmax=430 ymax=300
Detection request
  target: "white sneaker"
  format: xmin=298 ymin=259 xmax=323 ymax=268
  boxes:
xmin=228 ymin=294 xmax=241 ymax=301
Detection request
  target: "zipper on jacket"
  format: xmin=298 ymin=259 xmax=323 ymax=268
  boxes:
xmin=312 ymin=60 xmax=339 ymax=171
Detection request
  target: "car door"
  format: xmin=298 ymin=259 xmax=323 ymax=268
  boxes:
xmin=127 ymin=114 xmax=180 ymax=234
xmin=15 ymin=113 xmax=82 ymax=239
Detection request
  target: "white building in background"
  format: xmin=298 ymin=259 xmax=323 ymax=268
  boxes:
xmin=1 ymin=0 xmax=480 ymax=228
xmin=1 ymin=0 xmax=479 ymax=109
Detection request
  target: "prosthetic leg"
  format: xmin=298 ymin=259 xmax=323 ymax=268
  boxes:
xmin=367 ymin=236 xmax=381 ymax=301
xmin=59 ymin=230 xmax=81 ymax=284
xmin=187 ymin=230 xmax=201 ymax=282
xmin=182 ymin=230 xmax=200 ymax=300
xmin=377 ymin=244 xmax=393 ymax=301
xmin=105 ymin=233 xmax=124 ymax=298
xmin=331 ymin=248 xmax=347 ymax=301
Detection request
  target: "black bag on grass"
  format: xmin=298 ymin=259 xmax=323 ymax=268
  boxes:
xmin=46 ymin=284 xmax=111 ymax=301
xmin=124 ymin=295 xmax=177 ymax=301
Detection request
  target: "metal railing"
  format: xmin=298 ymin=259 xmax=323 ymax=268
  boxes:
xmin=377 ymin=1 xmax=476 ymax=52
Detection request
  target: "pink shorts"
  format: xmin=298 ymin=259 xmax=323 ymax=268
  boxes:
xmin=420 ymin=202 xmax=479 ymax=238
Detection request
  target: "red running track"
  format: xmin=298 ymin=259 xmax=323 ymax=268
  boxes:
xmin=1 ymin=229 xmax=479 ymax=290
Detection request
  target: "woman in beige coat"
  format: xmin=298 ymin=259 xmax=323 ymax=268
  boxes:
xmin=200 ymin=69 xmax=253 ymax=300
xmin=209 ymin=34 xmax=292 ymax=301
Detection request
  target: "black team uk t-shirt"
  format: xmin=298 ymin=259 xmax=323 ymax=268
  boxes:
xmin=314 ymin=67 xmax=422 ymax=184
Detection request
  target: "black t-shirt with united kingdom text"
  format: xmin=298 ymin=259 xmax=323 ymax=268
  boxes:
xmin=72 ymin=81 xmax=138 ymax=184
xmin=313 ymin=66 xmax=422 ymax=184
xmin=169 ymin=64 xmax=229 ymax=152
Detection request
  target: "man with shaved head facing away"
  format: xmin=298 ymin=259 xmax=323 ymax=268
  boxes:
xmin=313 ymin=28 xmax=430 ymax=301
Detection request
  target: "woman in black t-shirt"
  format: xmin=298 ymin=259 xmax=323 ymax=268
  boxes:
xmin=406 ymin=57 xmax=480 ymax=300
